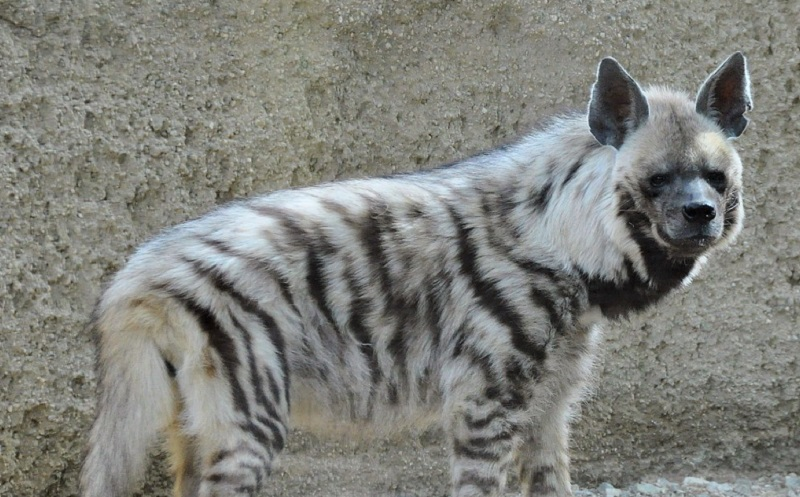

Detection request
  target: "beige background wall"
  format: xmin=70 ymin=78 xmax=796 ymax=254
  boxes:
xmin=1 ymin=1 xmax=798 ymax=496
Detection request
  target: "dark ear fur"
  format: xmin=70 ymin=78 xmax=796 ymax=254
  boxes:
xmin=696 ymin=52 xmax=753 ymax=138
xmin=588 ymin=57 xmax=649 ymax=149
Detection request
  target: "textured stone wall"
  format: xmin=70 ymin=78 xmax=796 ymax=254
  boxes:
xmin=1 ymin=1 xmax=798 ymax=496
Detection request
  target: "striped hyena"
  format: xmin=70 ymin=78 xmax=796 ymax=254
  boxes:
xmin=81 ymin=52 xmax=752 ymax=497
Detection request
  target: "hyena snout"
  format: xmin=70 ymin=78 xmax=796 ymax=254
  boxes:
xmin=682 ymin=201 xmax=716 ymax=223
xmin=656 ymin=177 xmax=725 ymax=253
xmin=677 ymin=178 xmax=721 ymax=228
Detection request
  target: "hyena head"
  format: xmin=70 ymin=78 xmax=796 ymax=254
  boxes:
xmin=589 ymin=52 xmax=752 ymax=258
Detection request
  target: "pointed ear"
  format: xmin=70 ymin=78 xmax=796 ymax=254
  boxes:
xmin=696 ymin=52 xmax=753 ymax=138
xmin=588 ymin=57 xmax=650 ymax=149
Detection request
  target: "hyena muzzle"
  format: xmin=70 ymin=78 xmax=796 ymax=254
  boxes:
xmin=80 ymin=53 xmax=752 ymax=497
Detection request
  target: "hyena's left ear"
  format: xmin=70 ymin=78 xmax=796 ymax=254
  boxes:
xmin=588 ymin=57 xmax=650 ymax=149
xmin=696 ymin=52 xmax=753 ymax=138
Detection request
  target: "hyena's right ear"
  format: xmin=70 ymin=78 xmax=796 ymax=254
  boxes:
xmin=588 ymin=57 xmax=649 ymax=149
xmin=696 ymin=51 xmax=753 ymax=138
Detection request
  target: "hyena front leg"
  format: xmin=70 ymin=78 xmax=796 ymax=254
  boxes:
xmin=516 ymin=397 xmax=574 ymax=497
xmin=447 ymin=397 xmax=522 ymax=497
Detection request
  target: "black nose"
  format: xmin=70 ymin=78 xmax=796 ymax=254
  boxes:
xmin=683 ymin=202 xmax=716 ymax=223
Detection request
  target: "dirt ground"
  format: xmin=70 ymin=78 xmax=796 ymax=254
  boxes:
xmin=1 ymin=0 xmax=798 ymax=496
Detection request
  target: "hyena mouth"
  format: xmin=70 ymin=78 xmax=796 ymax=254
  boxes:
xmin=655 ymin=226 xmax=719 ymax=256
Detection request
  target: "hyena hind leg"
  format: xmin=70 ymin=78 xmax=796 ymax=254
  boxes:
xmin=170 ymin=344 xmax=288 ymax=496
xmin=172 ymin=375 xmax=286 ymax=496
xmin=165 ymin=393 xmax=202 ymax=497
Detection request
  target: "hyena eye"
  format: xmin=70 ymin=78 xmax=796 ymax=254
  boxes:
xmin=706 ymin=170 xmax=727 ymax=190
xmin=649 ymin=174 xmax=669 ymax=188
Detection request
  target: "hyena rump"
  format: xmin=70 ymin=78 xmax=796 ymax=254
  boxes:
xmin=81 ymin=53 xmax=752 ymax=497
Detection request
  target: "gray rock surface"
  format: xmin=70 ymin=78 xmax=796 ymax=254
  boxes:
xmin=1 ymin=0 xmax=798 ymax=496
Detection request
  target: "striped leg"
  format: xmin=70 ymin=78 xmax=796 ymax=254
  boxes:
xmin=174 ymin=350 xmax=287 ymax=497
xmin=517 ymin=401 xmax=572 ymax=497
xmin=161 ymin=256 xmax=293 ymax=496
xmin=167 ymin=308 xmax=289 ymax=496
xmin=448 ymin=399 xmax=521 ymax=497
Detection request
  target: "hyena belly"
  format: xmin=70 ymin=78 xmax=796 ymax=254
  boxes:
xmin=81 ymin=52 xmax=751 ymax=497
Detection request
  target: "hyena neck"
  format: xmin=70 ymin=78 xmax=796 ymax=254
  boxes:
xmin=582 ymin=250 xmax=703 ymax=320
xmin=599 ymin=191 xmax=708 ymax=318
xmin=476 ymin=116 xmax=703 ymax=320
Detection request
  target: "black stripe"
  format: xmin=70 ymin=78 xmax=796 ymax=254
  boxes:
xmin=386 ymin=300 xmax=413 ymax=400
xmin=453 ymin=441 xmax=503 ymax=462
xmin=456 ymin=471 xmax=498 ymax=494
xmin=471 ymin=431 xmax=513 ymax=445
xmin=325 ymin=199 xmax=393 ymax=400
xmin=206 ymin=461 xmax=264 ymax=487
xmin=200 ymin=236 xmax=301 ymax=318
xmin=230 ymin=312 xmax=270 ymax=401
xmin=488 ymin=184 xmax=522 ymax=220
xmin=360 ymin=203 xmax=394 ymax=298
xmin=452 ymin=329 xmax=467 ymax=358
xmin=186 ymin=258 xmax=291 ymax=408
xmin=424 ymin=285 xmax=444 ymax=351
xmin=275 ymin=274 xmax=300 ymax=317
xmin=238 ymin=419 xmax=276 ymax=450
xmin=164 ymin=358 xmax=177 ymax=377
xmin=254 ymin=414 xmax=285 ymax=451
xmin=387 ymin=328 xmax=407 ymax=371
xmin=210 ymin=449 xmax=232 ymax=465
xmin=504 ymin=357 xmax=539 ymax=386
xmin=251 ymin=204 xmax=309 ymax=248
xmin=210 ymin=446 xmax=270 ymax=471
xmin=365 ymin=205 xmax=415 ymax=401
xmin=464 ymin=409 xmax=504 ymax=430
xmin=562 ymin=159 xmax=583 ymax=187
xmin=229 ymin=312 xmax=281 ymax=417
xmin=530 ymin=180 xmax=554 ymax=211
xmin=516 ymin=258 xmax=560 ymax=281
xmin=387 ymin=382 xmax=399 ymax=405
xmin=466 ymin=347 xmax=498 ymax=392
xmin=168 ymin=291 xmax=250 ymax=417
xmin=501 ymin=358 xmax=534 ymax=408
xmin=416 ymin=366 xmax=432 ymax=403
xmin=319 ymin=198 xmax=352 ymax=219
xmin=498 ymin=389 xmax=526 ymax=410
xmin=340 ymin=194 xmax=427 ymax=404
xmin=480 ymin=215 xmax=566 ymax=297
xmin=528 ymin=285 xmax=563 ymax=342
xmin=306 ymin=244 xmax=344 ymax=345
xmin=449 ymin=207 xmax=547 ymax=363
xmin=234 ymin=484 xmax=258 ymax=494
xmin=462 ymin=345 xmax=528 ymax=410
xmin=342 ymin=266 xmax=381 ymax=395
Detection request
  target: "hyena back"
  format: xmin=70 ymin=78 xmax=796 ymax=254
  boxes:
xmin=81 ymin=53 xmax=752 ymax=497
